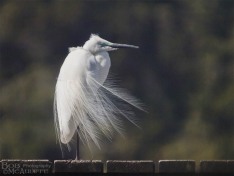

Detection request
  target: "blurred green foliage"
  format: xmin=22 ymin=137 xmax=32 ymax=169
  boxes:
xmin=0 ymin=0 xmax=234 ymax=161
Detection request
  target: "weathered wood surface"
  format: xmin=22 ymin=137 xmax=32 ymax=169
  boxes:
xmin=106 ymin=160 xmax=154 ymax=173
xmin=1 ymin=159 xmax=234 ymax=174
xmin=54 ymin=160 xmax=103 ymax=173
xmin=159 ymin=160 xmax=195 ymax=173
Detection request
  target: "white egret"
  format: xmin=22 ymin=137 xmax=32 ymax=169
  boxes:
xmin=54 ymin=34 xmax=144 ymax=159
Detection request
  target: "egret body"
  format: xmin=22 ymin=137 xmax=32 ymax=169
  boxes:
xmin=54 ymin=34 xmax=143 ymax=158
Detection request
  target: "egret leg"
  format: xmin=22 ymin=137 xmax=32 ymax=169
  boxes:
xmin=75 ymin=128 xmax=80 ymax=160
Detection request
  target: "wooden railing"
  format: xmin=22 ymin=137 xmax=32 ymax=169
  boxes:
xmin=1 ymin=160 xmax=234 ymax=175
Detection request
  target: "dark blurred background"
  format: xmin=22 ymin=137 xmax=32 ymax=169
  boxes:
xmin=0 ymin=0 xmax=234 ymax=161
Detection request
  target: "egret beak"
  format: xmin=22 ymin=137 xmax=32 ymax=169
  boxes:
xmin=110 ymin=43 xmax=139 ymax=49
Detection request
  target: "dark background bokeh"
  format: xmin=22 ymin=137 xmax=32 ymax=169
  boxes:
xmin=0 ymin=0 xmax=234 ymax=161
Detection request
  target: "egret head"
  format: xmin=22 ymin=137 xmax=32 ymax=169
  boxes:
xmin=83 ymin=34 xmax=139 ymax=54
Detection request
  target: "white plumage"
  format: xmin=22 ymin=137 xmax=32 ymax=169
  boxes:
xmin=54 ymin=34 xmax=144 ymax=150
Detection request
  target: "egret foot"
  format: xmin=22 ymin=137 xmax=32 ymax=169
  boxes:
xmin=75 ymin=129 xmax=80 ymax=160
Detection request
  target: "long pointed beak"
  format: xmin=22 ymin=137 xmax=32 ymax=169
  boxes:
xmin=110 ymin=43 xmax=139 ymax=49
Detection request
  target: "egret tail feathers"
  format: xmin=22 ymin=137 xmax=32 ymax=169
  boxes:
xmin=54 ymin=77 xmax=145 ymax=150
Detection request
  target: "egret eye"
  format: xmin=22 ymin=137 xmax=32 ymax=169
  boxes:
xmin=99 ymin=42 xmax=107 ymax=47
